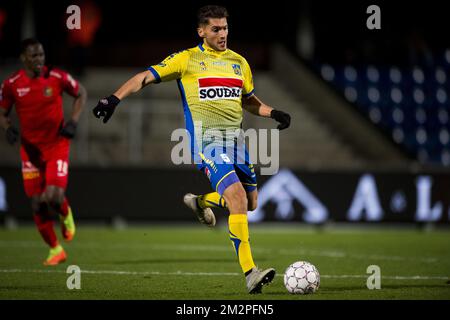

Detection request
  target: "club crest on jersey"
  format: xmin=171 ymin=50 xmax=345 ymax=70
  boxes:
xmin=199 ymin=61 xmax=207 ymax=71
xmin=232 ymin=64 xmax=242 ymax=76
xmin=198 ymin=77 xmax=243 ymax=101
xmin=43 ymin=86 xmax=53 ymax=97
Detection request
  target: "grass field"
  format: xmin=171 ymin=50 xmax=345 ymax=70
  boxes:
xmin=0 ymin=224 xmax=449 ymax=300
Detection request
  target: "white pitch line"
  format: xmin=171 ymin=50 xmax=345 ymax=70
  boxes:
xmin=0 ymin=269 xmax=448 ymax=280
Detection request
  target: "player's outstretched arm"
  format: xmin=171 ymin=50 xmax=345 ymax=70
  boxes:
xmin=243 ymin=94 xmax=273 ymax=117
xmin=0 ymin=108 xmax=19 ymax=145
xmin=243 ymin=94 xmax=291 ymax=130
xmin=70 ymin=83 xmax=87 ymax=123
xmin=93 ymin=70 xmax=156 ymax=123
xmin=60 ymin=83 xmax=87 ymax=139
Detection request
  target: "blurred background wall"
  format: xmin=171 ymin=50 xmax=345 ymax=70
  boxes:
xmin=0 ymin=0 xmax=449 ymax=224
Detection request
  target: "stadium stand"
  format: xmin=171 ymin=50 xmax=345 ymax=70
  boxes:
xmin=313 ymin=50 xmax=450 ymax=166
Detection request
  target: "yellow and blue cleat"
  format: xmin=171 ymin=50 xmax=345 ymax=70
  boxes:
xmin=183 ymin=193 xmax=216 ymax=227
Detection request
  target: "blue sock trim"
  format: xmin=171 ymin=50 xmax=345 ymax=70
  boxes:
xmin=229 ymin=235 xmax=241 ymax=256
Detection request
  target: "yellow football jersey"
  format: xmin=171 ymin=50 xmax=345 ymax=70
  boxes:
xmin=148 ymin=42 xmax=254 ymax=151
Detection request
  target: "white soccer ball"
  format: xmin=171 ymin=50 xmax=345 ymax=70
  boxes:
xmin=284 ymin=261 xmax=320 ymax=294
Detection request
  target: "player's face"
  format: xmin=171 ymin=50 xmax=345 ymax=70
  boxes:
xmin=21 ymin=44 xmax=45 ymax=75
xmin=198 ymin=18 xmax=228 ymax=51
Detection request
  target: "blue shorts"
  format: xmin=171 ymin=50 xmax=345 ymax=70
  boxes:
xmin=197 ymin=143 xmax=257 ymax=195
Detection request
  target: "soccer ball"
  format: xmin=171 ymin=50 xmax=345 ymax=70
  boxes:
xmin=284 ymin=261 xmax=320 ymax=294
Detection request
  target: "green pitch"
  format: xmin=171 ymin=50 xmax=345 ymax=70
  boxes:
xmin=0 ymin=224 xmax=449 ymax=300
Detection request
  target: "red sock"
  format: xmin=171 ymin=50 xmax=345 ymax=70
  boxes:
xmin=33 ymin=214 xmax=58 ymax=248
xmin=58 ymin=197 xmax=70 ymax=217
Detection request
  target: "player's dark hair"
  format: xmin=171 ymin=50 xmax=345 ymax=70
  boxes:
xmin=20 ymin=38 xmax=42 ymax=54
xmin=197 ymin=5 xmax=228 ymax=25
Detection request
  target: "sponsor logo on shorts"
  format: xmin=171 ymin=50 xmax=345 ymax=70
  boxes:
xmin=22 ymin=161 xmax=40 ymax=180
xmin=198 ymin=77 xmax=242 ymax=101
xmin=23 ymin=171 xmax=40 ymax=180
xmin=204 ymin=167 xmax=211 ymax=180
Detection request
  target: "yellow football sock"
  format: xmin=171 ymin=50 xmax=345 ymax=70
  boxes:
xmin=228 ymin=213 xmax=256 ymax=274
xmin=197 ymin=192 xmax=226 ymax=209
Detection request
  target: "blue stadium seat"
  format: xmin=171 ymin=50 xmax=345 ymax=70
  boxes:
xmin=319 ymin=64 xmax=336 ymax=82
xmin=391 ymin=126 xmax=405 ymax=144
xmin=438 ymin=108 xmax=449 ymax=125
xmin=365 ymin=65 xmax=380 ymax=84
xmin=439 ymin=127 xmax=450 ymax=147
xmin=440 ymin=148 xmax=450 ymax=165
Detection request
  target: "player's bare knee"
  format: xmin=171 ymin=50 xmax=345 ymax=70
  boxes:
xmin=235 ymin=187 xmax=248 ymax=202
xmin=226 ymin=187 xmax=248 ymax=212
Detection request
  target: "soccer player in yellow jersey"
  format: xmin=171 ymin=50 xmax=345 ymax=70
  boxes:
xmin=93 ymin=5 xmax=291 ymax=294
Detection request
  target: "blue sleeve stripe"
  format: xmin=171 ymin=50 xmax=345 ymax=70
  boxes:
xmin=148 ymin=67 xmax=161 ymax=83
xmin=243 ymin=89 xmax=255 ymax=98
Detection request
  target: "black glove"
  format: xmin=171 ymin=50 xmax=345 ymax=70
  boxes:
xmin=93 ymin=95 xmax=121 ymax=123
xmin=5 ymin=126 xmax=19 ymax=145
xmin=60 ymin=119 xmax=78 ymax=139
xmin=270 ymin=109 xmax=291 ymax=130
